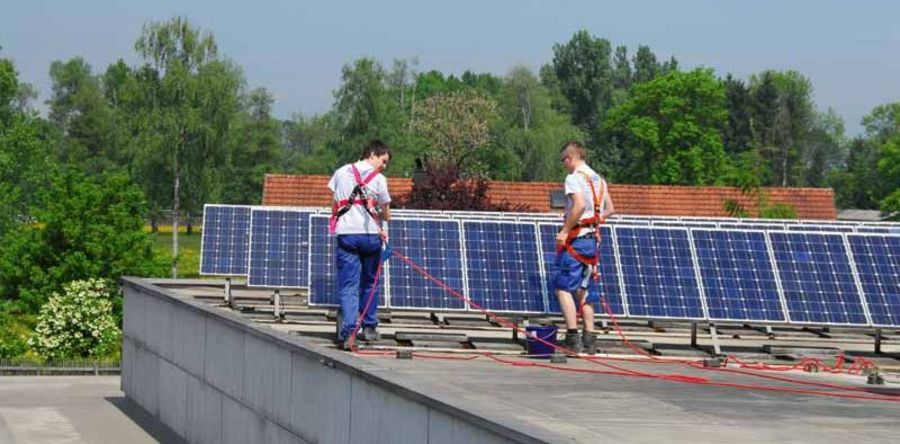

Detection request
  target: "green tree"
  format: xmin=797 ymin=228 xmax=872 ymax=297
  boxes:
xmin=282 ymin=112 xmax=342 ymax=175
xmin=411 ymin=91 xmax=498 ymax=171
xmin=221 ymin=87 xmax=282 ymax=204
xmin=47 ymin=57 xmax=119 ymax=174
xmin=866 ymin=102 xmax=900 ymax=218
xmin=0 ymin=171 xmax=164 ymax=311
xmin=130 ymin=17 xmax=243 ymax=276
xmin=494 ymin=66 xmax=583 ymax=181
xmin=604 ymin=68 xmax=732 ymax=185
xmin=804 ymin=108 xmax=847 ymax=187
xmin=550 ymin=31 xmax=614 ymax=135
xmin=749 ymin=70 xmax=815 ymax=186
xmin=722 ymin=74 xmax=753 ymax=155
xmin=0 ymin=59 xmax=56 ymax=236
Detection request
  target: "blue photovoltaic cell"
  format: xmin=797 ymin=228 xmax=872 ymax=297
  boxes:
xmin=247 ymin=209 xmax=312 ymax=288
xmin=615 ymin=227 xmax=705 ymax=320
xmin=539 ymin=224 xmax=626 ymax=316
xmin=769 ymin=232 xmax=868 ymax=325
xmin=387 ymin=218 xmax=466 ymax=310
xmin=847 ymin=235 xmax=900 ymax=327
xmin=308 ymin=215 xmax=386 ymax=307
xmin=463 ymin=221 xmax=545 ymax=313
xmin=787 ymin=224 xmax=855 ymax=233
xmin=692 ymin=230 xmax=786 ymax=322
xmin=200 ymin=205 xmax=251 ymax=276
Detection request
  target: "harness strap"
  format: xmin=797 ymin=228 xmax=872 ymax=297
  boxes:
xmin=559 ymin=171 xmax=606 ymax=281
xmin=329 ymin=164 xmax=383 ymax=234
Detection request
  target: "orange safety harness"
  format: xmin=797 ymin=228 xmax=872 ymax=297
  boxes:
xmin=557 ymin=171 xmax=606 ymax=282
xmin=329 ymin=164 xmax=381 ymax=234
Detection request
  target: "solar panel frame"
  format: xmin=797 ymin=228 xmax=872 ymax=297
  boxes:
xmin=199 ymin=204 xmax=252 ymax=277
xmin=787 ymin=224 xmax=856 ymax=233
xmin=614 ymin=226 xmax=708 ymax=321
xmin=651 ymin=220 xmax=719 ymax=229
xmin=384 ymin=217 xmax=468 ymax=311
xmin=767 ymin=230 xmax=871 ymax=326
xmin=718 ymin=222 xmax=787 ymax=231
xmin=461 ymin=220 xmax=547 ymax=314
xmin=247 ymin=208 xmax=314 ymax=288
xmin=846 ymin=233 xmax=900 ymax=328
xmin=690 ymin=228 xmax=789 ymax=323
xmin=855 ymin=226 xmax=898 ymax=234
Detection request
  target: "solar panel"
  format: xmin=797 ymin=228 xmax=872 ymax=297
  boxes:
xmin=652 ymin=221 xmax=719 ymax=229
xmin=615 ymin=227 xmax=706 ymax=320
xmin=692 ymin=229 xmax=787 ymax=322
xmin=462 ymin=221 xmax=546 ymax=313
xmin=307 ymin=215 xmax=386 ymax=307
xmin=386 ymin=218 xmax=466 ymax=310
xmin=538 ymin=224 xmax=626 ymax=316
xmin=718 ymin=222 xmax=786 ymax=231
xmin=247 ymin=208 xmax=313 ymax=288
xmin=847 ymin=234 xmax=900 ymax=327
xmin=768 ymin=231 xmax=869 ymax=326
xmin=788 ymin=224 xmax=855 ymax=233
xmin=199 ymin=204 xmax=251 ymax=276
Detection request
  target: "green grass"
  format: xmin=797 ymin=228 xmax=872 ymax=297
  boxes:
xmin=151 ymin=232 xmax=202 ymax=278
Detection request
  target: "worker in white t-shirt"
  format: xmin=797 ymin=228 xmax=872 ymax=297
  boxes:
xmin=555 ymin=141 xmax=614 ymax=355
xmin=327 ymin=140 xmax=392 ymax=349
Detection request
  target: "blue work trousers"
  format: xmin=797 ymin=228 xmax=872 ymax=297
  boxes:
xmin=336 ymin=234 xmax=382 ymax=340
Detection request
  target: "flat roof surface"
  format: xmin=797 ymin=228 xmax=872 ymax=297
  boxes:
xmin=161 ymin=280 xmax=900 ymax=443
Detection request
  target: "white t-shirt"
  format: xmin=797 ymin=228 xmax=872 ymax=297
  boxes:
xmin=564 ymin=164 xmax=608 ymax=236
xmin=328 ymin=161 xmax=391 ymax=235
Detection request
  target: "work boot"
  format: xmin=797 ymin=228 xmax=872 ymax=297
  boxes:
xmin=362 ymin=326 xmax=381 ymax=342
xmin=564 ymin=330 xmax=583 ymax=356
xmin=583 ymin=331 xmax=598 ymax=355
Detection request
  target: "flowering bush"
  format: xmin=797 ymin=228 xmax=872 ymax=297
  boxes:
xmin=28 ymin=279 xmax=121 ymax=360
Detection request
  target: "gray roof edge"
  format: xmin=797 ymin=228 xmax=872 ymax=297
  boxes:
xmin=120 ymin=276 xmax=572 ymax=444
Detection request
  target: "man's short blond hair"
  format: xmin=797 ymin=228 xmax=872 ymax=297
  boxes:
xmin=560 ymin=140 xmax=586 ymax=160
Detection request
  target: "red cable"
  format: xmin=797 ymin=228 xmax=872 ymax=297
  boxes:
xmin=342 ymin=251 xmax=900 ymax=402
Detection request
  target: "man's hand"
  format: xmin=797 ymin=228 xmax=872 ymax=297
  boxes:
xmin=556 ymin=230 xmax=569 ymax=249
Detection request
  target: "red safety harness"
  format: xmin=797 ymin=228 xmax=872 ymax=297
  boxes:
xmin=329 ymin=164 xmax=381 ymax=234
xmin=558 ymin=171 xmax=606 ymax=282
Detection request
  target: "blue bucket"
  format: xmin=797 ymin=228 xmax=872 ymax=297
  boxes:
xmin=525 ymin=325 xmax=558 ymax=358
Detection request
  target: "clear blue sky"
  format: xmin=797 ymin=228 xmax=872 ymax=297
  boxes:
xmin=2 ymin=0 xmax=898 ymax=135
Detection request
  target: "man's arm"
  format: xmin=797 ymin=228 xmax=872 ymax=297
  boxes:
xmin=380 ymin=204 xmax=391 ymax=221
xmin=556 ymin=192 xmax=585 ymax=247
xmin=600 ymin=191 xmax=615 ymax=220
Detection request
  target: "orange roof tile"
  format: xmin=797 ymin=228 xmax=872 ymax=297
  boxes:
xmin=262 ymin=174 xmax=837 ymax=220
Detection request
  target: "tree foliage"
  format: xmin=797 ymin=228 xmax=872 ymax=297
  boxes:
xmin=604 ymin=68 xmax=731 ymax=185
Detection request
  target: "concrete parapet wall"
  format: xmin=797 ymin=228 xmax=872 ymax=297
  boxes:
xmin=121 ymin=278 xmax=554 ymax=444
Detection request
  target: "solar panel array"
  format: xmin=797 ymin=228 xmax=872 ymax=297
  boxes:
xmin=200 ymin=204 xmax=900 ymax=327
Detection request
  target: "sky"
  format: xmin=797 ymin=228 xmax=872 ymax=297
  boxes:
xmin=2 ymin=0 xmax=899 ymax=135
